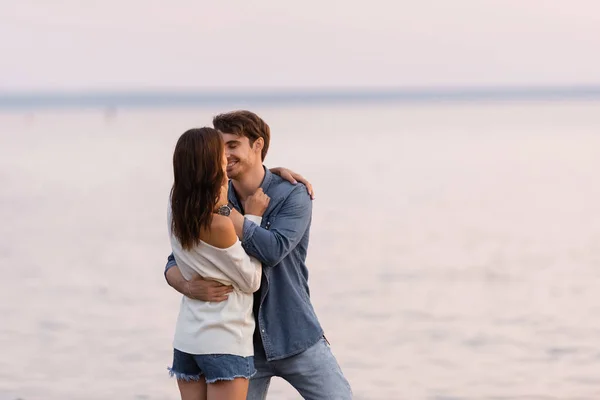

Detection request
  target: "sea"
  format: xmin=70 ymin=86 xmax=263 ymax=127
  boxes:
xmin=1 ymin=99 xmax=600 ymax=399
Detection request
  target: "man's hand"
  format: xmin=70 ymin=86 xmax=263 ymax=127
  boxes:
xmin=245 ymin=188 xmax=271 ymax=216
xmin=269 ymin=167 xmax=315 ymax=200
xmin=186 ymin=275 xmax=233 ymax=302
xmin=166 ymin=266 xmax=233 ymax=302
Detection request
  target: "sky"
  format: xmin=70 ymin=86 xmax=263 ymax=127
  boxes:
xmin=1 ymin=0 xmax=600 ymax=91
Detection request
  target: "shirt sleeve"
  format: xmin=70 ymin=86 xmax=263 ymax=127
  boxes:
xmin=244 ymin=215 xmax=263 ymax=225
xmin=164 ymin=253 xmax=177 ymax=279
xmin=241 ymin=184 xmax=312 ymax=267
xmin=218 ymin=243 xmax=262 ymax=294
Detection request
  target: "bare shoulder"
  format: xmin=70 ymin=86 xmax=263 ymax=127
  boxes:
xmin=203 ymin=215 xmax=238 ymax=249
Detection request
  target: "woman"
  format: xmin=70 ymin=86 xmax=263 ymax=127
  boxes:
xmin=167 ymin=127 xmax=269 ymax=400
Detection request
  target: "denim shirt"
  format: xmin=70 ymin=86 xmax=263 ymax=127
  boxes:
xmin=165 ymin=168 xmax=323 ymax=361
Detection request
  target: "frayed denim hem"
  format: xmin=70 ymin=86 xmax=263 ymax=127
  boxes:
xmin=205 ymin=370 xmax=256 ymax=384
xmin=168 ymin=367 xmax=202 ymax=382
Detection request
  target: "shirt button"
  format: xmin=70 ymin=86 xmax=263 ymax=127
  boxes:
xmin=261 ymin=329 xmax=265 ymax=333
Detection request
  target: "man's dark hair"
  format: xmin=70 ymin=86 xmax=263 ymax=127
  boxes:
xmin=213 ymin=110 xmax=270 ymax=161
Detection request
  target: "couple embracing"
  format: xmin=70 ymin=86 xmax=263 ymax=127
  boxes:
xmin=164 ymin=110 xmax=352 ymax=400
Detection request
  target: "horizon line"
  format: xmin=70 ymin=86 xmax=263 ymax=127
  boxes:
xmin=2 ymin=85 xmax=600 ymax=110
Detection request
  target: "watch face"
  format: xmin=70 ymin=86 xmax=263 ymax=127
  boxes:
xmin=217 ymin=205 xmax=231 ymax=216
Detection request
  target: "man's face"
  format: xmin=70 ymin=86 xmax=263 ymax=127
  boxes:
xmin=221 ymin=132 xmax=262 ymax=180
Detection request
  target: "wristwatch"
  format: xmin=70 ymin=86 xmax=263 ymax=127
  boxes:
xmin=216 ymin=204 xmax=232 ymax=216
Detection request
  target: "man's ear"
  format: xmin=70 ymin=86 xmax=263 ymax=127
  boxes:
xmin=253 ymin=137 xmax=264 ymax=153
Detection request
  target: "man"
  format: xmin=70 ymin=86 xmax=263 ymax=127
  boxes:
xmin=164 ymin=110 xmax=352 ymax=399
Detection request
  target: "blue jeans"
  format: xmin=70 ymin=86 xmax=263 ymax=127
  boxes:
xmin=247 ymin=337 xmax=352 ymax=400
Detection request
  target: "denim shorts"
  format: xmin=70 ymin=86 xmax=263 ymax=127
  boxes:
xmin=168 ymin=349 xmax=256 ymax=384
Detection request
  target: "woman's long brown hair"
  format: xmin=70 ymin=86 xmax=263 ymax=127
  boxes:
xmin=170 ymin=127 xmax=225 ymax=250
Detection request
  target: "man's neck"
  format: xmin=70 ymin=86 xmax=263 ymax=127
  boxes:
xmin=232 ymin=165 xmax=266 ymax=202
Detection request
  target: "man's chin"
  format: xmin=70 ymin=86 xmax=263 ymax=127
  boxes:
xmin=226 ymin=169 xmax=240 ymax=180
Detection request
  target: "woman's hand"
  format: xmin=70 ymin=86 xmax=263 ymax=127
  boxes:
xmin=245 ymin=188 xmax=271 ymax=216
xmin=270 ymin=167 xmax=315 ymax=200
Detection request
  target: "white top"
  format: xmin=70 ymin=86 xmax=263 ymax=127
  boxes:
xmin=168 ymin=206 xmax=262 ymax=356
